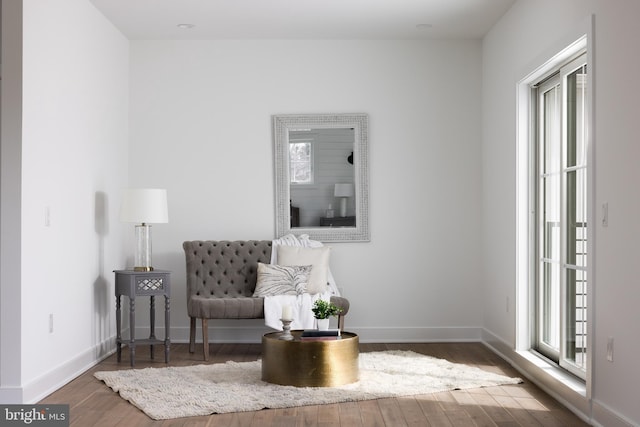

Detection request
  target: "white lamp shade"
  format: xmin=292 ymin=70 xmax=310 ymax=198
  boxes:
xmin=120 ymin=188 xmax=169 ymax=224
xmin=334 ymin=183 xmax=354 ymax=198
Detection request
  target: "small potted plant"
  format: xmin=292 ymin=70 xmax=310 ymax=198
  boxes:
xmin=312 ymin=299 xmax=343 ymax=330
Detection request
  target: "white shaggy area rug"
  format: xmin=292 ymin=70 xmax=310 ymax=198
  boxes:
xmin=94 ymin=350 xmax=522 ymax=420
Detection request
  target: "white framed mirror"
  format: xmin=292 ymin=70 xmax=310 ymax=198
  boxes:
xmin=273 ymin=113 xmax=369 ymax=242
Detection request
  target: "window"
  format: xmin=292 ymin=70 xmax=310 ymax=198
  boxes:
xmin=532 ymin=52 xmax=588 ymax=379
xmin=289 ymin=139 xmax=314 ymax=184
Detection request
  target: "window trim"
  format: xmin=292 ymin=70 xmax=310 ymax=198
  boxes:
xmin=516 ymin=31 xmax=593 ymax=393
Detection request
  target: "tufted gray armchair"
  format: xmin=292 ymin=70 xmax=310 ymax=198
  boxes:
xmin=183 ymin=240 xmax=350 ymax=360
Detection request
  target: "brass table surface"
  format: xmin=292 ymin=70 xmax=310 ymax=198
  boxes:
xmin=261 ymin=330 xmax=359 ymax=387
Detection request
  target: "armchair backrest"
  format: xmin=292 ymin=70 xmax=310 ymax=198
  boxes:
xmin=183 ymin=240 xmax=272 ymax=299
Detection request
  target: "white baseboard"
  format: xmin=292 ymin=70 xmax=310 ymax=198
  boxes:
xmin=161 ymin=325 xmax=484 ymax=344
xmin=481 ymin=328 xmax=591 ymax=422
xmin=18 ymin=337 xmax=115 ymax=404
xmin=351 ymin=326 xmax=482 ymax=343
xmin=481 ymin=328 xmax=638 ymax=427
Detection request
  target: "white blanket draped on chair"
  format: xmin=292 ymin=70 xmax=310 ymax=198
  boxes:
xmin=264 ymin=234 xmax=340 ymax=330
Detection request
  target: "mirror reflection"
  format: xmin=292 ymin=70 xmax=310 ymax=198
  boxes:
xmin=273 ymin=113 xmax=369 ymax=242
xmin=289 ymin=128 xmax=356 ymax=228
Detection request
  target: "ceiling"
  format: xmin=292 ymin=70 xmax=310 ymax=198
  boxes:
xmin=89 ymin=0 xmax=515 ymax=40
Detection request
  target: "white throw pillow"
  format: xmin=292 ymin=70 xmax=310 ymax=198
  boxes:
xmin=253 ymin=263 xmax=312 ymax=297
xmin=276 ymin=245 xmax=330 ymax=294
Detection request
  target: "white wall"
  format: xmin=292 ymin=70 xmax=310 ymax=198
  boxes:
xmin=6 ymin=3 xmax=640 ymax=423
xmin=482 ymin=1 xmax=640 ymax=425
xmin=0 ymin=0 xmax=129 ymax=403
xmin=7 ymin=2 xmax=640 ymax=423
xmin=128 ymin=39 xmax=484 ymax=342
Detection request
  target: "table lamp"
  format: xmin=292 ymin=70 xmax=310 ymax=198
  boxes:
xmin=334 ymin=183 xmax=354 ymax=217
xmin=120 ymin=188 xmax=168 ymax=271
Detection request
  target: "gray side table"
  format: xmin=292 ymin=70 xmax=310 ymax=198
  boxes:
xmin=114 ymin=270 xmax=171 ymax=367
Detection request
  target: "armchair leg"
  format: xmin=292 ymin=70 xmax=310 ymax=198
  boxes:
xmin=338 ymin=315 xmax=345 ymax=331
xmin=202 ymin=318 xmax=209 ymax=361
xmin=189 ymin=317 xmax=196 ymax=353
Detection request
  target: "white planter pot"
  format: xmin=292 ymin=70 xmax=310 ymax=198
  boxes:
xmin=316 ymin=318 xmax=330 ymax=330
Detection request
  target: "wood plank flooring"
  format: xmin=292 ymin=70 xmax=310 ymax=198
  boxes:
xmin=39 ymin=342 xmax=590 ymax=426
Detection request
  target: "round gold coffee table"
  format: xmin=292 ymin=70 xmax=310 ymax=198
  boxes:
xmin=261 ymin=330 xmax=359 ymax=387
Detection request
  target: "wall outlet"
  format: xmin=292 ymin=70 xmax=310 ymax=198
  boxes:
xmin=606 ymin=336 xmax=614 ymax=362
xmin=49 ymin=313 xmax=54 ymax=333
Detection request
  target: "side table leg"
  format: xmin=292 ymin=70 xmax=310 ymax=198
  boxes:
xmin=165 ymin=295 xmax=171 ymax=363
xmin=149 ymin=295 xmax=155 ymax=360
xmin=116 ymin=295 xmax=122 ymax=363
xmin=129 ymin=297 xmax=136 ymax=368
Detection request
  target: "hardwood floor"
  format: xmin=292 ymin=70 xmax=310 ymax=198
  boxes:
xmin=39 ymin=342 xmax=590 ymax=426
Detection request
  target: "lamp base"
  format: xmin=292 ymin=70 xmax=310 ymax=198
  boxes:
xmin=339 ymin=197 xmax=348 ymax=217
xmin=134 ymin=224 xmax=153 ymax=272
